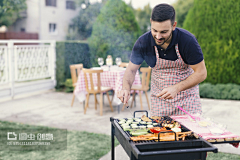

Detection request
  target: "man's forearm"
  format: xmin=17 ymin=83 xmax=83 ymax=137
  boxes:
xmin=122 ymin=69 xmax=137 ymax=91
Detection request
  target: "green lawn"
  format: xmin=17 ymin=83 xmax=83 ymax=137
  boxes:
xmin=0 ymin=121 xmax=119 ymax=160
xmin=0 ymin=121 xmax=239 ymax=160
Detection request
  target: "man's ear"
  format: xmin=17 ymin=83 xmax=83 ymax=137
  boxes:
xmin=173 ymin=21 xmax=177 ymax=30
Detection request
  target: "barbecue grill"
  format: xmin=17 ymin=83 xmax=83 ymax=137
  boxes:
xmin=110 ymin=110 xmax=218 ymax=160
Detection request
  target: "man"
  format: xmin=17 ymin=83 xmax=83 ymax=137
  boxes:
xmin=117 ymin=3 xmax=207 ymax=116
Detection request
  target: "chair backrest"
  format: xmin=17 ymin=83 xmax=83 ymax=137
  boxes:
xmin=82 ymin=69 xmax=103 ymax=93
xmin=140 ymin=67 xmax=152 ymax=90
xmin=119 ymin=62 xmax=129 ymax=68
xmin=70 ymin=64 xmax=83 ymax=86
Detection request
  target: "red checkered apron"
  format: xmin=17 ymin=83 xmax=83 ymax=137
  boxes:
xmin=150 ymin=44 xmax=202 ymax=116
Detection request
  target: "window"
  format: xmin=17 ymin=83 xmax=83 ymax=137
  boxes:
xmin=46 ymin=0 xmax=57 ymax=7
xmin=66 ymin=1 xmax=76 ymax=10
xmin=20 ymin=28 xmax=25 ymax=32
xmin=49 ymin=23 xmax=57 ymax=34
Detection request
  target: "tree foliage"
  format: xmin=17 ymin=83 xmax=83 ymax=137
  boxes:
xmin=172 ymin=0 xmax=194 ymax=28
xmin=67 ymin=0 xmax=103 ymax=40
xmin=133 ymin=3 xmax=152 ymax=34
xmin=183 ymin=0 xmax=240 ymax=84
xmin=88 ymin=0 xmax=141 ymax=66
xmin=0 ymin=0 xmax=27 ymax=26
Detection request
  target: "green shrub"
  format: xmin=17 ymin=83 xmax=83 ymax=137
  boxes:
xmin=183 ymin=0 xmax=240 ymax=85
xmin=64 ymin=79 xmax=74 ymax=93
xmin=172 ymin=0 xmax=194 ymax=28
xmin=199 ymin=83 xmax=240 ymax=100
xmin=88 ymin=0 xmax=141 ymax=67
xmin=55 ymin=41 xmax=91 ymax=89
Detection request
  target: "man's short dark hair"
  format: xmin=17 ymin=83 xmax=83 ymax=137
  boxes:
xmin=151 ymin=4 xmax=175 ymax=25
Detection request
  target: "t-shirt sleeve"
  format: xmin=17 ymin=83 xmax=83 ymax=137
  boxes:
xmin=183 ymin=36 xmax=204 ymax=65
xmin=130 ymin=39 xmax=144 ymax=65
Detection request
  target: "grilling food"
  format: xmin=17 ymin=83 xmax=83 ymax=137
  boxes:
xmin=162 ymin=121 xmax=181 ymax=128
xmin=150 ymin=116 xmax=162 ymax=120
xmin=150 ymin=127 xmax=168 ymax=133
xmin=140 ymin=121 xmax=146 ymax=124
xmin=171 ymin=128 xmax=181 ymax=133
xmin=147 ymin=125 xmax=153 ymax=128
xmin=130 ymin=133 xmax=176 ymax=141
xmin=141 ymin=115 xmax=152 ymax=122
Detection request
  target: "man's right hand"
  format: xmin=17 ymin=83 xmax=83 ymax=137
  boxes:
xmin=117 ymin=90 xmax=131 ymax=104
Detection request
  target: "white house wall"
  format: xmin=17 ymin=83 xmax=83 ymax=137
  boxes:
xmin=9 ymin=0 xmax=80 ymax=41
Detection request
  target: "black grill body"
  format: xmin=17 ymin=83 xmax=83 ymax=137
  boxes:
xmin=110 ymin=110 xmax=218 ymax=160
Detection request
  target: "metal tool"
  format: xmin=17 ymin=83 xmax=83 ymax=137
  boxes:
xmin=124 ymin=97 xmax=133 ymax=116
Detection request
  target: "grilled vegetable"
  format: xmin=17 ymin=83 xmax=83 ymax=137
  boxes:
xmin=131 ymin=131 xmax=149 ymax=136
xmin=150 ymin=127 xmax=169 ymax=133
xmin=140 ymin=121 xmax=146 ymax=124
xmin=147 ymin=125 xmax=153 ymax=128
xmin=141 ymin=115 xmax=152 ymax=122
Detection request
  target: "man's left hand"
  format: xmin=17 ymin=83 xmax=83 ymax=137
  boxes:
xmin=156 ymin=85 xmax=179 ymax=99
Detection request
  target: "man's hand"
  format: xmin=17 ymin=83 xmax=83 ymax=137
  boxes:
xmin=156 ymin=85 xmax=179 ymax=99
xmin=117 ymin=90 xmax=131 ymax=104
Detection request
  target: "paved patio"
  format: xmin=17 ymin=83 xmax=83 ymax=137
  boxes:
xmin=0 ymin=90 xmax=239 ymax=160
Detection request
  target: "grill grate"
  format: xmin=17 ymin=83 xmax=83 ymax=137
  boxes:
xmin=117 ymin=116 xmax=198 ymax=144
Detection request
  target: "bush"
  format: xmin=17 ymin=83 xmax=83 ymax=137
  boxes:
xmin=172 ymin=0 xmax=194 ymax=28
xmin=64 ymin=79 xmax=74 ymax=93
xmin=183 ymin=0 xmax=240 ymax=85
xmin=55 ymin=41 xmax=91 ymax=89
xmin=88 ymin=0 xmax=141 ymax=67
xmin=199 ymin=83 xmax=240 ymax=100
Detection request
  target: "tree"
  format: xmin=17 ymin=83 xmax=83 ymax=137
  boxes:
xmin=0 ymin=0 xmax=27 ymax=27
xmin=172 ymin=0 xmax=194 ymax=28
xmin=67 ymin=0 xmax=103 ymax=40
xmin=88 ymin=0 xmax=141 ymax=66
xmin=134 ymin=3 xmax=152 ymax=34
xmin=183 ymin=0 xmax=240 ymax=84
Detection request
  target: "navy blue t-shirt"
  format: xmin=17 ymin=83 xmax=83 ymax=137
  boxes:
xmin=130 ymin=27 xmax=203 ymax=68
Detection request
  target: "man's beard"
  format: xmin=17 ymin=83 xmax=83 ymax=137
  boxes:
xmin=155 ymin=31 xmax=173 ymax=46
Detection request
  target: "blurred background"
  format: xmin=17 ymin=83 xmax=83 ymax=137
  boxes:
xmin=0 ymin=0 xmax=239 ymax=100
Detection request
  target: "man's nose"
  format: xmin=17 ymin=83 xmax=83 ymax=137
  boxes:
xmin=156 ymin=33 xmax=162 ymax=39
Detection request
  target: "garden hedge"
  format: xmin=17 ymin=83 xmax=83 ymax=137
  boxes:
xmin=55 ymin=41 xmax=91 ymax=89
xmin=183 ymin=0 xmax=240 ymax=85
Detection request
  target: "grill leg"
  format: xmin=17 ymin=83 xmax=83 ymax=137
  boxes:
xmin=131 ymin=152 xmax=137 ymax=160
xmin=111 ymin=123 xmax=115 ymax=160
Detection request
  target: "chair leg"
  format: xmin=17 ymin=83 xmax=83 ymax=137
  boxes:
xmin=94 ymin=94 xmax=98 ymax=110
xmin=84 ymin=94 xmax=90 ymax=114
xmin=103 ymin=94 xmax=105 ymax=105
xmin=130 ymin=91 xmax=136 ymax=108
xmin=71 ymin=94 xmax=75 ymax=107
xmin=111 ymin=90 xmax=115 ymax=102
xmin=139 ymin=91 xmax=143 ymax=110
xmin=122 ymin=103 xmax=126 ymax=111
xmin=100 ymin=93 xmax=103 ymax=116
xmin=145 ymin=90 xmax=150 ymax=110
xmin=106 ymin=92 xmax=114 ymax=112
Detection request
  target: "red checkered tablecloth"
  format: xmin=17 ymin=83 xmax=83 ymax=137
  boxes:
xmin=74 ymin=68 xmax=141 ymax=103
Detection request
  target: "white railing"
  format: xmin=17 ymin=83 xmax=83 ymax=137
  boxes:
xmin=0 ymin=40 xmax=56 ymax=99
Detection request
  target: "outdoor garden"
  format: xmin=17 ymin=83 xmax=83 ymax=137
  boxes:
xmin=0 ymin=0 xmax=240 ymax=159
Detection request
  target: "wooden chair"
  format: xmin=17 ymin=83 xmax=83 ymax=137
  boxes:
xmin=82 ymin=68 xmax=114 ymax=116
xmin=70 ymin=63 xmax=83 ymax=107
xmin=122 ymin=67 xmax=151 ymax=111
xmin=119 ymin=62 xmax=129 ymax=68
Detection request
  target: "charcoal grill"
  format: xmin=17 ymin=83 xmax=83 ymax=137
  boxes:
xmin=110 ymin=110 xmax=218 ymax=160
